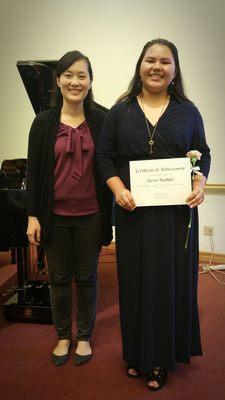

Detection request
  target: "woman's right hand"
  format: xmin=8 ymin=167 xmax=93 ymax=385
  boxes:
xmin=115 ymin=188 xmax=136 ymax=211
xmin=106 ymin=176 xmax=136 ymax=211
xmin=27 ymin=216 xmax=41 ymax=245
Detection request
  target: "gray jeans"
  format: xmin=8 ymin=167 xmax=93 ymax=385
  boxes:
xmin=45 ymin=212 xmax=101 ymax=341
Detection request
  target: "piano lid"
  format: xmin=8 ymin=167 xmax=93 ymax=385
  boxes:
xmin=17 ymin=60 xmax=57 ymax=114
xmin=17 ymin=60 xmax=108 ymax=115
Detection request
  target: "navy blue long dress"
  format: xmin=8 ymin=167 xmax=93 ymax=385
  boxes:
xmin=97 ymin=97 xmax=211 ymax=371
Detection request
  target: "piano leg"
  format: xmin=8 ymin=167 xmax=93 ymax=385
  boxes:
xmin=11 ymin=247 xmax=16 ymax=264
xmin=16 ymin=246 xmax=27 ymax=287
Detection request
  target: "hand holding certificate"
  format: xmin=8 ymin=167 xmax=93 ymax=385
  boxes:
xmin=129 ymin=158 xmax=191 ymax=206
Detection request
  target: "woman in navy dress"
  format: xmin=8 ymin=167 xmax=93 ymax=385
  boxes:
xmin=97 ymin=38 xmax=210 ymax=391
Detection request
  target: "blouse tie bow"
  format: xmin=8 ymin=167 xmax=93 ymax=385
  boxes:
xmin=65 ymin=126 xmax=87 ymax=180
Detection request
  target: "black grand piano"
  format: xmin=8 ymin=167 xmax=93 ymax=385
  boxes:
xmin=2 ymin=60 xmax=59 ymax=323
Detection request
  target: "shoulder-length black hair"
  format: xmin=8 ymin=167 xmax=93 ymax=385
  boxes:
xmin=51 ymin=50 xmax=94 ymax=111
xmin=118 ymin=38 xmax=189 ymax=103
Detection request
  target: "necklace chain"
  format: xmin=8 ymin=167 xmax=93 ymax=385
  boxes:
xmin=140 ymin=95 xmax=168 ymax=154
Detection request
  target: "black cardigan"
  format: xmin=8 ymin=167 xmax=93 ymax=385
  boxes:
xmin=26 ymin=104 xmax=113 ymax=245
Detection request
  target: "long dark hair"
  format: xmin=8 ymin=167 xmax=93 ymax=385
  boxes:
xmin=118 ymin=38 xmax=189 ymax=103
xmin=51 ymin=50 xmax=94 ymax=111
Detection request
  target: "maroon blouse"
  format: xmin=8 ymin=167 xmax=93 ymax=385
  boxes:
xmin=53 ymin=121 xmax=99 ymax=216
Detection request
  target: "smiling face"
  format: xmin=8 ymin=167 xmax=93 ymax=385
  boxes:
xmin=139 ymin=44 xmax=176 ymax=95
xmin=57 ymin=59 xmax=91 ymax=106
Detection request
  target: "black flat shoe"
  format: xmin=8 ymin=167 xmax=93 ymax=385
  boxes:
xmin=51 ymin=342 xmax=71 ymax=367
xmin=146 ymin=366 xmax=167 ymax=391
xmin=127 ymin=364 xmax=141 ymax=378
xmin=51 ymin=351 xmax=69 ymax=367
xmin=73 ymin=352 xmax=92 ymax=366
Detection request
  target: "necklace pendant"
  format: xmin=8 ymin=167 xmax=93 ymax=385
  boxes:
xmin=148 ymin=139 xmax=154 ymax=154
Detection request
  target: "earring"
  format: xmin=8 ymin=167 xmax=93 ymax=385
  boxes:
xmin=168 ymin=80 xmax=175 ymax=95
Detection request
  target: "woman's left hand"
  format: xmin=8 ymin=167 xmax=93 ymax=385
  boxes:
xmin=187 ymin=175 xmax=206 ymax=208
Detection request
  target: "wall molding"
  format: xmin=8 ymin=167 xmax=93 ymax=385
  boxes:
xmin=199 ymin=251 xmax=225 ymax=264
xmin=205 ymin=184 xmax=225 ymax=194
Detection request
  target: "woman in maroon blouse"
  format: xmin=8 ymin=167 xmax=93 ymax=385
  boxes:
xmin=26 ymin=51 xmax=112 ymax=367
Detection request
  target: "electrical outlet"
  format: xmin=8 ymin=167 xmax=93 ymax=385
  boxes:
xmin=203 ymin=226 xmax=214 ymax=236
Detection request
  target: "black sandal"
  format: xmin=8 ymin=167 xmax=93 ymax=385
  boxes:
xmin=146 ymin=366 xmax=167 ymax=391
xmin=127 ymin=364 xmax=141 ymax=378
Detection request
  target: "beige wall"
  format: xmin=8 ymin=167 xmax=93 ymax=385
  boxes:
xmin=0 ymin=0 xmax=225 ymax=253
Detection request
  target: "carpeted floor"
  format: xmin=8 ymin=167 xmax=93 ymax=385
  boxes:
xmin=0 ymin=247 xmax=225 ymax=400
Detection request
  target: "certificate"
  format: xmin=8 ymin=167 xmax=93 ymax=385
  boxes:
xmin=129 ymin=158 xmax=192 ymax=206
